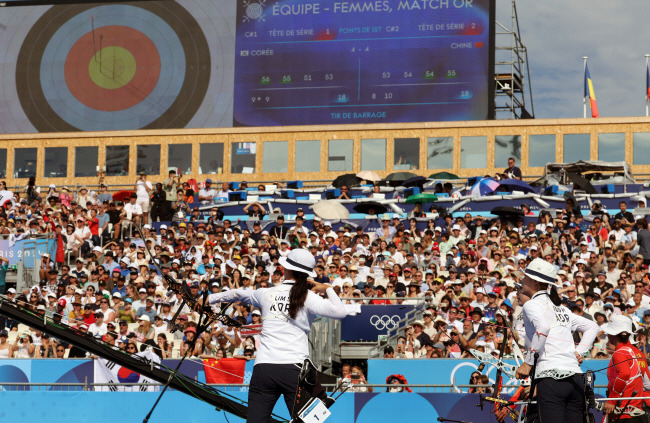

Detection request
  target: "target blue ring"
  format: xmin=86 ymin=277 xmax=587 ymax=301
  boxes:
xmin=40 ymin=4 xmax=185 ymax=131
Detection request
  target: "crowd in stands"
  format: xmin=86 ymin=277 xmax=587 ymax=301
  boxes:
xmin=1 ymin=174 xmax=650 ymax=368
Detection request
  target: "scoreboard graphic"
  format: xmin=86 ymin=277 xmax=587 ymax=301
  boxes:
xmin=0 ymin=0 xmax=493 ymax=133
xmin=234 ymin=0 xmax=494 ymax=126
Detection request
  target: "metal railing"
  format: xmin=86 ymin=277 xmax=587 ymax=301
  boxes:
xmin=0 ymin=381 xmax=611 ymax=395
xmin=309 ymin=317 xmax=341 ymax=373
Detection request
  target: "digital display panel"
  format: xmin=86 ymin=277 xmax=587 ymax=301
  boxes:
xmin=0 ymin=0 xmax=493 ymax=134
xmin=234 ymin=0 xmax=494 ymax=126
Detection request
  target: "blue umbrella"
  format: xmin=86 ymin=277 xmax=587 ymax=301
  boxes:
xmin=497 ymin=179 xmax=535 ymax=194
xmin=470 ymin=178 xmax=500 ymax=196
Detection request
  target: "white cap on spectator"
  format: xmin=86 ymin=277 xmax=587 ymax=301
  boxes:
xmin=524 ymin=258 xmax=560 ymax=287
xmin=160 ymin=224 xmax=168 ymax=229
xmin=479 ymin=229 xmax=487 ymax=234
xmin=603 ymin=315 xmax=634 ymax=336
xmin=226 ymin=260 xmax=236 ymax=268
xmin=93 ymin=246 xmax=102 ymax=253
xmin=593 ymin=287 xmax=602 ymax=295
xmin=75 ymin=289 xmax=84 ymax=295
xmin=172 ymin=259 xmax=180 ymax=265
xmin=434 ymin=226 xmax=442 ymax=232
xmin=113 ymin=292 xmax=122 ymax=298
xmin=475 ymin=287 xmax=486 ymax=295
xmin=530 ymin=245 xmax=538 ymax=251
xmin=626 ymin=298 xmax=636 ymax=307
xmin=138 ymin=315 xmax=150 ymax=322
xmin=138 ymin=288 xmax=147 ymax=293
xmin=251 ymin=310 xmax=261 ymax=316
xmin=557 ymin=269 xmax=566 ymax=276
xmin=576 ymin=259 xmax=588 ymax=265
xmin=37 ymin=305 xmax=46 ymax=311
xmin=47 ymin=292 xmax=56 ymax=298
xmin=452 ymin=224 xmax=461 ymax=231
xmin=392 ymin=214 xmax=401 ymax=219
xmin=580 ymin=241 xmax=588 ymax=246
xmin=467 ymin=268 xmax=476 ymax=273
xmin=7 ymin=288 xmax=16 ymax=294
xmin=143 ymin=224 xmax=151 ymax=229
xmin=121 ymin=257 xmax=130 ymax=265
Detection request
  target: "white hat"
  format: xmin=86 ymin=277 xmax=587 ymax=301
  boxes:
xmin=475 ymin=287 xmax=486 ymax=295
xmin=278 ymin=248 xmax=317 ymax=277
xmin=112 ymin=292 xmax=122 ymax=298
xmin=7 ymin=288 xmax=16 ymax=294
xmin=251 ymin=310 xmax=261 ymax=316
xmin=138 ymin=288 xmax=147 ymax=293
xmin=93 ymin=246 xmax=103 ymax=253
xmin=160 ymin=224 xmax=168 ymax=229
xmin=603 ymin=315 xmax=634 ymax=336
xmin=625 ymin=298 xmax=636 ymax=307
xmin=392 ymin=214 xmax=401 ymax=219
xmin=226 ymin=260 xmax=237 ymax=268
xmin=452 ymin=224 xmax=461 ymax=231
xmin=434 ymin=226 xmax=442 ymax=232
xmin=143 ymin=224 xmax=151 ymax=229
xmin=524 ymin=258 xmax=560 ymax=287
xmin=576 ymin=259 xmax=588 ymax=266
xmin=121 ymin=257 xmax=130 ymax=265
xmin=138 ymin=315 xmax=150 ymax=322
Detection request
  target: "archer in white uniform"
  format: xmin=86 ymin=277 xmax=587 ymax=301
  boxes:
xmin=206 ymin=249 xmax=346 ymax=422
xmin=515 ymin=258 xmax=599 ymax=423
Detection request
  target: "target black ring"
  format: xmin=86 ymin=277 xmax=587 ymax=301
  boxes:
xmin=16 ymin=1 xmax=211 ymax=132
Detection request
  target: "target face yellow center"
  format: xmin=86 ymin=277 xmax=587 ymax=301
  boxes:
xmin=88 ymin=46 xmax=136 ymax=89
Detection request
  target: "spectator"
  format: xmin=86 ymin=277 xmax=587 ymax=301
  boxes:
xmin=0 ymin=330 xmax=13 ymax=358
xmin=503 ymin=157 xmax=522 ymax=180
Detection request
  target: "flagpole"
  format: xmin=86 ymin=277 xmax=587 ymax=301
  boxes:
xmin=645 ymin=54 xmax=649 ymax=117
xmin=583 ymin=56 xmax=588 ymax=118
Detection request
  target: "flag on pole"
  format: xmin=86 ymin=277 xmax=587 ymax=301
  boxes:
xmin=584 ymin=63 xmax=599 ymax=118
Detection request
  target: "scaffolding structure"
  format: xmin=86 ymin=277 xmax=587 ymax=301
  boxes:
xmin=494 ymin=0 xmax=534 ymax=120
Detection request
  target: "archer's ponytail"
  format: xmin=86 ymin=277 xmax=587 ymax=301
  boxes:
xmin=548 ymin=285 xmax=562 ymax=306
xmin=288 ymin=272 xmax=310 ymax=319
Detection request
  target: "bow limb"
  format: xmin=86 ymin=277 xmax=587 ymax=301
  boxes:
xmin=129 ymin=220 xmax=241 ymax=327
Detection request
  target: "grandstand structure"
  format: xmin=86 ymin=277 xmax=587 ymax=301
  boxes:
xmin=2 ymin=116 xmax=650 ymax=189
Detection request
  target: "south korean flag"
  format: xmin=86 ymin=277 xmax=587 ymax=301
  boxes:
xmin=94 ymin=350 xmax=161 ymax=392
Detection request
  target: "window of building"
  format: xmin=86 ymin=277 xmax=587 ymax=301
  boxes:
xmin=14 ymin=148 xmax=37 ymax=179
xmin=598 ymin=133 xmax=625 ymax=162
xmin=563 ymin=134 xmax=590 ymax=163
xmin=328 ymin=139 xmax=353 ymax=172
xmin=106 ymin=146 xmax=130 ymax=176
xmin=44 ymin=147 xmax=68 ymax=178
xmin=199 ymin=143 xmax=224 ymax=174
xmin=361 ymin=138 xmax=386 ymax=171
xmin=633 ymin=132 xmax=650 ymax=165
xmin=0 ymin=149 xmax=6 ymax=178
xmin=460 ymin=136 xmax=487 ymax=168
xmin=394 ymin=137 xmax=419 ymax=170
xmin=528 ymin=135 xmax=556 ymax=167
xmin=74 ymin=147 xmax=98 ymax=178
xmin=136 ymin=145 xmax=160 ymax=175
xmin=427 ymin=137 xmax=453 ymax=169
xmin=263 ymin=141 xmax=288 ymax=173
xmin=494 ymin=135 xmax=522 ymax=168
xmin=231 ymin=142 xmax=256 ymax=174
xmin=168 ymin=144 xmax=192 ymax=175
xmin=295 ymin=140 xmax=321 ymax=173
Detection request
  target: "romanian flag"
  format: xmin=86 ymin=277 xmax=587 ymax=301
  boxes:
xmin=203 ymin=358 xmax=246 ymax=384
xmin=584 ymin=63 xmax=599 ymax=118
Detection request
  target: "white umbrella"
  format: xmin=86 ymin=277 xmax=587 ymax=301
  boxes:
xmin=356 ymin=171 xmax=381 ymax=182
xmin=311 ymin=200 xmax=350 ymax=219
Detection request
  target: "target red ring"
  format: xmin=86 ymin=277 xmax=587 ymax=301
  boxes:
xmin=64 ymin=25 xmax=160 ymax=112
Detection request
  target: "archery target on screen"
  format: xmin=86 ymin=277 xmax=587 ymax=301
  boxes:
xmin=1 ymin=0 xmax=235 ymax=133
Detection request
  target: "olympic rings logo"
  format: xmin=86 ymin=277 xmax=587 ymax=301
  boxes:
xmin=369 ymin=315 xmax=401 ymax=330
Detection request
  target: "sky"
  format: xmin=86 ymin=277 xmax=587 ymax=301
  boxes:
xmin=498 ymin=1 xmax=650 ymax=119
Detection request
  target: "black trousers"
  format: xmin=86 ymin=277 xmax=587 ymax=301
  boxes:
xmin=247 ymin=363 xmax=301 ymax=423
xmin=536 ymin=374 xmax=585 ymax=423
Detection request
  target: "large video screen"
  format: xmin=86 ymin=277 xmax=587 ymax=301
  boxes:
xmin=0 ymin=0 xmax=493 ymax=133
